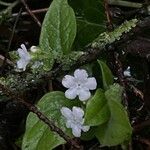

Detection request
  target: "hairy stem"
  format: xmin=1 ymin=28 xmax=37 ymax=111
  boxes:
xmin=0 ymin=83 xmax=81 ymax=149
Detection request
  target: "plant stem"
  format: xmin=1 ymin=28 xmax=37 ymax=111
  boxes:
xmin=1 ymin=8 xmax=21 ymax=75
xmin=0 ymin=83 xmax=81 ymax=149
xmin=108 ymin=0 xmax=142 ymax=8
xmin=6 ymin=0 xmax=19 ymax=10
xmin=12 ymin=8 xmax=48 ymax=17
xmin=1 ymin=0 xmax=19 ymax=15
xmin=21 ymin=0 xmax=41 ymax=27
xmin=0 ymin=0 xmax=12 ymax=6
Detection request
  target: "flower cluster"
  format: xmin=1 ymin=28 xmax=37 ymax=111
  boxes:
xmin=16 ymin=44 xmax=97 ymax=138
xmin=61 ymin=69 xmax=97 ymax=137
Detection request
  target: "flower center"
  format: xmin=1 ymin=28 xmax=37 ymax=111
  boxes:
xmin=72 ymin=116 xmax=82 ymax=125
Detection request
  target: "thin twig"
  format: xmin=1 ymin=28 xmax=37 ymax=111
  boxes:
xmin=0 ymin=55 xmax=14 ymax=67
xmin=108 ymin=0 xmax=142 ymax=8
xmin=21 ymin=0 xmax=41 ymax=27
xmin=138 ymin=138 xmax=150 ymax=147
xmin=0 ymin=0 xmax=12 ymax=6
xmin=114 ymin=52 xmax=129 ymax=109
xmin=104 ymin=0 xmax=114 ymax=31
xmin=0 ymin=83 xmax=81 ymax=149
xmin=0 ymin=8 xmax=22 ymax=75
xmin=134 ymin=119 xmax=150 ymax=132
xmin=12 ymin=8 xmax=48 ymax=17
xmin=3 ymin=0 xmax=19 ymax=14
xmin=7 ymin=8 xmax=22 ymax=54
xmin=127 ymin=83 xmax=144 ymax=100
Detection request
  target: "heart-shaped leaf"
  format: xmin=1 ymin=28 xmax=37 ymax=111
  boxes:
xmin=22 ymin=91 xmax=78 ymax=150
xmin=84 ymin=89 xmax=110 ymax=126
xmin=98 ymin=60 xmax=114 ymax=90
xmin=96 ymin=100 xmax=132 ymax=146
xmin=95 ymin=87 xmax=132 ymax=146
xmin=105 ymin=83 xmax=124 ymax=103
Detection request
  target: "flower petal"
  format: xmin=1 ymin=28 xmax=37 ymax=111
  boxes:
xmin=84 ymin=77 xmax=97 ymax=90
xmin=17 ymin=59 xmax=28 ymax=71
xmin=61 ymin=107 xmax=72 ymax=119
xmin=82 ymin=125 xmax=90 ymax=132
xmin=62 ymin=75 xmax=76 ymax=88
xmin=72 ymin=107 xmax=84 ymax=120
xmin=123 ymin=67 xmax=131 ymax=77
xmin=72 ymin=125 xmax=82 ymax=137
xmin=17 ymin=48 xmax=30 ymax=61
xmin=78 ymin=89 xmax=91 ymax=101
xmin=66 ymin=120 xmax=72 ymax=128
xmin=17 ymin=48 xmax=25 ymax=58
xmin=17 ymin=59 xmax=24 ymax=68
xmin=74 ymin=69 xmax=88 ymax=81
xmin=65 ymin=88 xmax=77 ymax=99
xmin=21 ymin=44 xmax=27 ymax=51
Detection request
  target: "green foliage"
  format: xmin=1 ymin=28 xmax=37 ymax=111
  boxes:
xmin=39 ymin=0 xmax=76 ymax=70
xmin=98 ymin=60 xmax=114 ymax=90
xmin=0 ymin=0 xmax=19 ymax=24
xmin=92 ymin=19 xmax=138 ymax=49
xmin=18 ymin=0 xmax=134 ymax=148
xmin=69 ymin=0 xmax=106 ymax=50
xmin=30 ymin=47 xmax=52 ymax=71
xmin=95 ymin=84 xmax=132 ymax=146
xmin=84 ymin=61 xmax=132 ymax=146
xmin=84 ymin=84 xmax=132 ymax=146
xmin=105 ymin=83 xmax=124 ymax=103
xmin=95 ymin=97 xmax=132 ymax=146
xmin=58 ymin=51 xmax=84 ymax=70
xmin=22 ymin=91 xmax=78 ymax=150
xmin=84 ymin=83 xmax=132 ymax=146
xmin=85 ymin=89 xmax=109 ymax=126
xmin=0 ymin=73 xmax=40 ymax=93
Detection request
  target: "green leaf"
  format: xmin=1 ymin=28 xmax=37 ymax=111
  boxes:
xmin=40 ymin=0 xmax=76 ymax=55
xmin=84 ymin=89 xmax=110 ymax=126
xmin=95 ymin=94 xmax=132 ymax=146
xmin=22 ymin=91 xmax=78 ymax=150
xmin=98 ymin=60 xmax=114 ymax=90
xmin=69 ymin=0 xmax=106 ymax=50
xmin=105 ymin=83 xmax=124 ymax=103
xmin=58 ymin=51 xmax=84 ymax=71
xmin=81 ymin=127 xmax=96 ymax=141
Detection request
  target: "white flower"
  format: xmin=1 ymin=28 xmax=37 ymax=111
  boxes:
xmin=62 ymin=69 xmax=97 ymax=101
xmin=123 ymin=66 xmax=131 ymax=77
xmin=17 ymin=44 xmax=31 ymax=71
xmin=61 ymin=106 xmax=90 ymax=137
